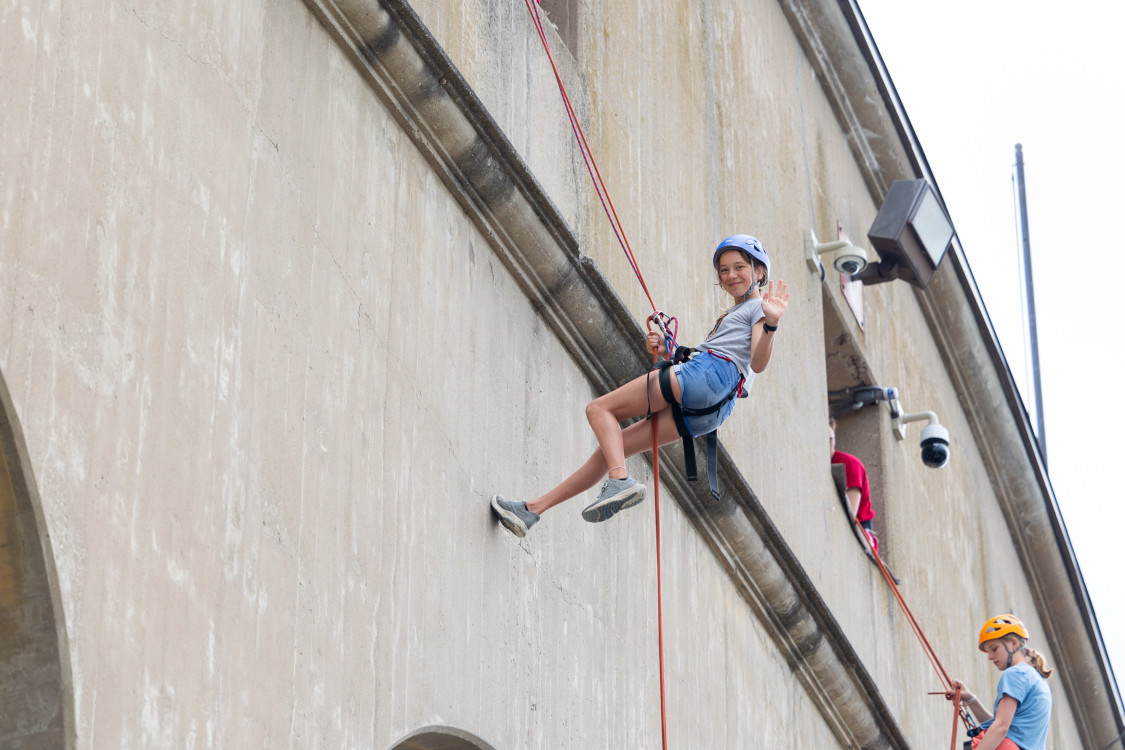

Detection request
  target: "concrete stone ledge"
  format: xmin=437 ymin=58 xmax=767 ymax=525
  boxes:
xmin=298 ymin=0 xmax=911 ymax=747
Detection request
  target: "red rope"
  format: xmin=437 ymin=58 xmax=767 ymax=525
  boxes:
xmin=642 ymin=318 xmax=670 ymax=749
xmin=860 ymin=521 xmax=971 ymax=748
xmin=651 ymin=405 xmax=669 ymax=750
xmin=951 ymin=687 xmax=964 ymax=750
xmin=521 ymin=0 xmax=658 ymax=313
xmin=523 ymin=3 xmax=672 ymax=746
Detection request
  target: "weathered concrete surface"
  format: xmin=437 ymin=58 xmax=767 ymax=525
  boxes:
xmin=0 ymin=0 xmax=1116 ymax=748
xmin=0 ymin=0 xmax=843 ymax=746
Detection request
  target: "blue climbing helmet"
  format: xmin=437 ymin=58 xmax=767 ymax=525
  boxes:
xmin=713 ymin=234 xmax=770 ymax=287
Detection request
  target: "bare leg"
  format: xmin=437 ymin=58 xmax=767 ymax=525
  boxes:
xmin=527 ymin=409 xmax=681 ymax=515
xmin=584 ymin=368 xmax=682 ymax=481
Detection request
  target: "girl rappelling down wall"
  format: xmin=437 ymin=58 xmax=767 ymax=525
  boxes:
xmin=945 ymin=615 xmax=1054 ymax=750
xmin=490 ymin=235 xmax=790 ymax=538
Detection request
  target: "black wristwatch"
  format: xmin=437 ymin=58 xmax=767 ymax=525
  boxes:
xmin=763 ymin=322 xmax=778 ymax=334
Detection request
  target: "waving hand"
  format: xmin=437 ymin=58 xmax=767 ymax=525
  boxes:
xmin=761 ymin=280 xmax=790 ymax=325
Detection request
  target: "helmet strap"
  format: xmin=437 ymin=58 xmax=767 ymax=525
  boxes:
xmin=750 ymin=258 xmax=767 ymax=287
xmin=1002 ymin=636 xmax=1025 ymax=669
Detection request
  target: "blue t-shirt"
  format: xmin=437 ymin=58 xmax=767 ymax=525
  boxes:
xmin=981 ymin=664 xmax=1052 ymax=750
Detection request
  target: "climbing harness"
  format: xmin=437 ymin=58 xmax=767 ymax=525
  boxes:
xmin=647 ymin=341 xmax=744 ymax=500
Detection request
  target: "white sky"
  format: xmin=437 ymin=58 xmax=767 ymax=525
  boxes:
xmin=857 ymin=0 xmax=1125 ymax=701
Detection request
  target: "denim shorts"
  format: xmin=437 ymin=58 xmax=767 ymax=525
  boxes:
xmin=673 ymin=353 xmax=741 ymax=438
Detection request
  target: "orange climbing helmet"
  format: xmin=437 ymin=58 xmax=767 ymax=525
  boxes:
xmin=978 ymin=614 xmax=1029 ymax=651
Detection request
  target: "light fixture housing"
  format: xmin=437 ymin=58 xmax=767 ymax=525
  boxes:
xmin=828 ymin=385 xmax=898 ymax=418
xmin=854 ymin=179 xmax=955 ymax=289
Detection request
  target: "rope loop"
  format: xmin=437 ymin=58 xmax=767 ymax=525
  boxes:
xmin=648 ymin=311 xmax=679 ymax=360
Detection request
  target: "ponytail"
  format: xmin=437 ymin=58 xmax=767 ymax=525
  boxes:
xmin=1023 ymin=647 xmax=1054 ymax=679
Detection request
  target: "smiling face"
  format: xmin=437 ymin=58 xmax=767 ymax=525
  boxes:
xmin=716 ymin=249 xmax=764 ymax=300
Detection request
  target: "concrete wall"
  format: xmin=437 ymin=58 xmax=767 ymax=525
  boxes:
xmin=0 ymin=0 xmax=1106 ymax=748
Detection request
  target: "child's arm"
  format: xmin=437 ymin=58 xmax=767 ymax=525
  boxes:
xmin=945 ymin=679 xmax=993 ymax=723
xmin=976 ymin=697 xmax=1018 ymax=750
xmin=749 ymin=280 xmax=789 ymax=373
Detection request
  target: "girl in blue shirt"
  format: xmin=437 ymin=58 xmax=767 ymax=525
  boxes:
xmin=947 ymin=614 xmax=1054 ymax=750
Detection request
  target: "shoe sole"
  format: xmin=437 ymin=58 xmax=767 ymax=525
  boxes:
xmin=581 ymin=486 xmax=645 ymax=523
xmin=491 ymin=495 xmax=528 ymax=538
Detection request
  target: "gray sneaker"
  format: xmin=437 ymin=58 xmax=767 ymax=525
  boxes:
xmin=491 ymin=495 xmax=540 ymax=538
xmin=581 ymin=476 xmax=646 ymax=523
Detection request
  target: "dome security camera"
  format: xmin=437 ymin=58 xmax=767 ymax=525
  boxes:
xmin=919 ymin=423 xmax=950 ymax=468
xmin=892 ymin=408 xmax=951 ymax=469
xmin=805 ymin=231 xmax=870 ymax=280
xmin=832 ymin=245 xmax=868 ymax=275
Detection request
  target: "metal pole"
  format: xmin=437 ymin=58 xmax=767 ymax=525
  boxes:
xmin=1015 ymin=143 xmax=1048 ymax=467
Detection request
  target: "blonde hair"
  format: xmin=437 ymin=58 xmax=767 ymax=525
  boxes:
xmin=1023 ymin=647 xmax=1055 ymax=679
xmin=1004 ymin=635 xmax=1054 ymax=679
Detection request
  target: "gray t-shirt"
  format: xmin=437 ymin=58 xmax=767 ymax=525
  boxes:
xmin=696 ymin=298 xmax=765 ymax=388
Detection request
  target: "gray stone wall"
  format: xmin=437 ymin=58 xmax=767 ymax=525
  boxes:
xmin=0 ymin=0 xmax=1103 ymax=748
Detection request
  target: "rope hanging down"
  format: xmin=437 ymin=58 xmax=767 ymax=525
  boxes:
xmin=521 ymin=2 xmax=672 ymax=747
xmin=857 ymin=519 xmax=979 ymax=750
xmin=522 ymin=0 xmax=653 ymax=306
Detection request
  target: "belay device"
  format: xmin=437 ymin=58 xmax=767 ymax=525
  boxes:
xmin=963 ymin=716 xmax=983 ymax=749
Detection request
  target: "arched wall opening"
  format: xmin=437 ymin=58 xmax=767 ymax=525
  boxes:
xmin=0 ymin=368 xmax=73 ymax=749
xmin=389 ymin=725 xmax=497 ymax=750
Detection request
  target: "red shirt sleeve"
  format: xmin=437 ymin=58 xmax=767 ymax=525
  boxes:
xmin=831 ymin=450 xmax=874 ymax=522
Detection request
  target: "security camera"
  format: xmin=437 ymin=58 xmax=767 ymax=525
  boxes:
xmin=919 ymin=423 xmax=950 ymax=468
xmin=892 ymin=408 xmax=951 ymax=469
xmin=805 ymin=230 xmax=870 ymax=279
xmin=832 ymin=245 xmax=868 ymax=275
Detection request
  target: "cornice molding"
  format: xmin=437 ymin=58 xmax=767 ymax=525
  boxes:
xmin=776 ymin=0 xmax=914 ymax=202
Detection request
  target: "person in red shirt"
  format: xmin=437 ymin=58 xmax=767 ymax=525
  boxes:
xmin=829 ymin=418 xmax=879 ymax=555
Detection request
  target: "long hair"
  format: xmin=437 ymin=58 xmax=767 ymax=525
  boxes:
xmin=1007 ymin=635 xmax=1054 ymax=679
xmin=1023 ymin=646 xmax=1055 ymax=679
